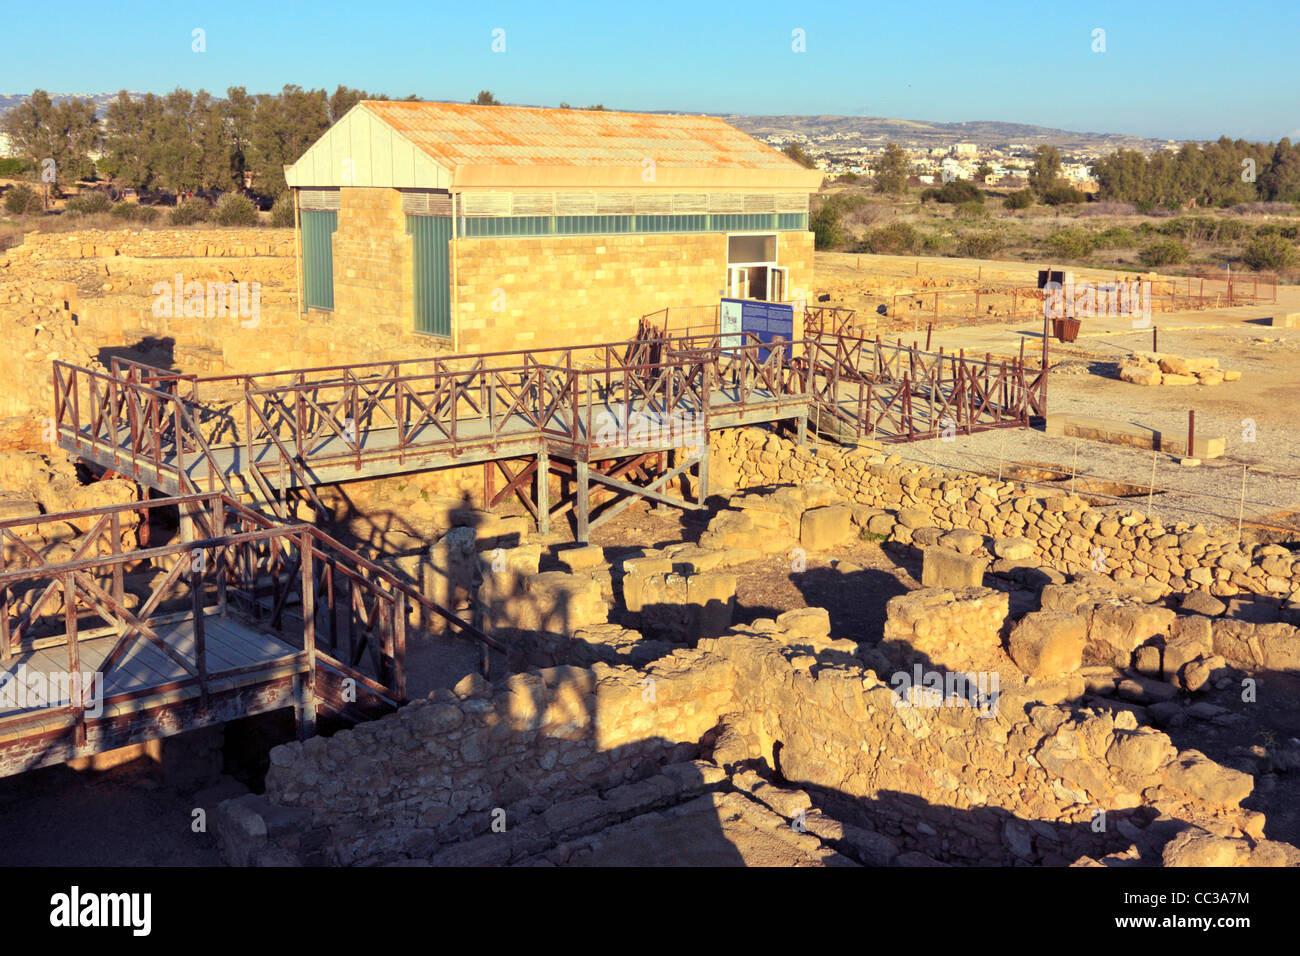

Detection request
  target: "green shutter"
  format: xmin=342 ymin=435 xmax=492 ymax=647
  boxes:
xmin=450 ymin=211 xmax=798 ymax=238
xmin=301 ymin=209 xmax=337 ymax=310
xmin=407 ymin=214 xmax=452 ymax=337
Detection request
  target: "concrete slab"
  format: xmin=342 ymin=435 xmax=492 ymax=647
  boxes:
xmin=1046 ymin=413 xmax=1223 ymax=459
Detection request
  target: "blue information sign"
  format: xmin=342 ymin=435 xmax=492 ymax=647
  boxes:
xmin=721 ymin=298 xmax=794 ymax=361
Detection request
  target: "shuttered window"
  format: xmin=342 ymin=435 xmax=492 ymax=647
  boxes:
xmin=407 ymin=215 xmax=452 ymax=337
xmin=301 ymin=209 xmax=338 ymax=310
xmin=454 ymin=213 xmax=788 ymax=237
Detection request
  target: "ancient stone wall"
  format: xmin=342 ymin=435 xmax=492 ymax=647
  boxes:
xmin=708 ymin=427 xmax=1300 ymax=601
xmin=222 ymin=616 xmax=1272 ymax=866
xmin=0 ymin=228 xmax=296 ymax=263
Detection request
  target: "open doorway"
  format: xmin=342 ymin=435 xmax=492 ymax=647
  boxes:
xmin=726 ymin=234 xmax=787 ymax=302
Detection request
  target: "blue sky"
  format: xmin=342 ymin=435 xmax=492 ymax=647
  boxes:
xmin=3 ymin=0 xmax=1297 ymax=141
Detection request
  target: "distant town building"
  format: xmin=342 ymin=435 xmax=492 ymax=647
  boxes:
xmin=952 ymin=143 xmax=978 ymax=157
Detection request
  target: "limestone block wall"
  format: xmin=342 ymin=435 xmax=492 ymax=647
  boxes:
xmin=237 ymin=618 xmax=1270 ymax=867
xmin=0 ymin=228 xmax=296 ymax=263
xmin=714 ymin=628 xmax=1266 ymax=866
xmin=328 ymin=188 xmax=424 ymax=350
xmin=452 ymin=229 xmax=814 ymax=353
xmin=259 ymin=656 xmax=736 ymax=864
xmin=708 ymin=427 xmax=1300 ymax=601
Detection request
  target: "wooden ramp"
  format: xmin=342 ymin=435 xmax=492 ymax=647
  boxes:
xmin=0 ymin=493 xmax=501 ymax=779
xmin=52 ymin=327 xmax=1043 ymax=541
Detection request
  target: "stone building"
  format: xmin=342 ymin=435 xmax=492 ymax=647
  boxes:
xmin=284 ymin=101 xmax=822 ymax=352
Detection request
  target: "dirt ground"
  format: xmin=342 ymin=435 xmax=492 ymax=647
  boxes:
xmin=812 ymin=252 xmax=1300 ymax=534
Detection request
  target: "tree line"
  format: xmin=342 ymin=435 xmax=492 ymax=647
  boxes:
xmin=1 ymin=86 xmax=600 ymax=202
xmin=1091 ymin=137 xmax=1300 ymax=207
xmin=1 ymin=86 xmax=415 ymax=200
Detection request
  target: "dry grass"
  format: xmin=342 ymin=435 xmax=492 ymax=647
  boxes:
xmin=821 ymin=185 xmax=1300 ymax=280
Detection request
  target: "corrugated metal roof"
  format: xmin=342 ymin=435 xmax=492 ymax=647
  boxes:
xmin=284 ymin=101 xmax=823 ymax=191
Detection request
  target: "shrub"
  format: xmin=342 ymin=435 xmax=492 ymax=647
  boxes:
xmin=810 ymin=204 xmax=844 ymax=250
xmin=1094 ymin=226 xmax=1136 ymax=249
xmin=213 ymin=192 xmax=259 ymax=226
xmin=1135 ymin=200 xmax=1157 ymax=215
xmin=921 ymin=232 xmax=949 ymax=253
xmin=921 ymin=180 xmax=982 ymax=205
xmin=1135 ymin=221 xmax=1156 ymax=236
xmin=1215 ymin=219 xmax=1249 ymax=241
xmin=0 ymin=224 xmax=24 ymax=252
xmin=270 ymin=193 xmax=296 ymax=227
xmin=169 ymin=199 xmax=211 ymax=226
xmin=859 ymin=222 xmax=922 ymax=255
xmin=111 ymin=202 xmax=158 ymax=224
xmin=0 ymin=158 xmax=31 ymax=178
xmin=1003 ymin=189 xmax=1034 ymax=210
xmin=1158 ymin=217 xmax=1219 ymax=240
xmin=1229 ymin=202 xmax=1295 ymax=216
xmin=1241 ymin=235 xmax=1299 ymax=271
xmin=955 ymin=200 xmax=989 ymax=220
xmin=1138 ymin=239 xmax=1190 ymax=267
xmin=1040 ymin=184 xmax=1087 ymax=206
xmin=1044 ymin=228 xmax=1096 ymax=260
xmin=65 ymin=191 xmax=113 ymax=216
xmin=957 ymin=232 xmax=1003 ymax=258
xmin=841 ymin=201 xmax=890 ymax=229
xmin=3 ymin=184 xmax=43 ymax=215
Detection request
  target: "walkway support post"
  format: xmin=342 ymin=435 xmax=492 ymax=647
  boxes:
xmin=575 ymin=458 xmax=590 ymax=543
xmin=697 ymin=442 xmax=710 ymax=505
xmin=536 ymin=447 xmax=550 ymax=536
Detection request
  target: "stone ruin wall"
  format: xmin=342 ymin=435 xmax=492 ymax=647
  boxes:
xmin=219 ymin=617 xmax=1278 ymax=868
xmin=707 ymin=427 xmax=1300 ymax=604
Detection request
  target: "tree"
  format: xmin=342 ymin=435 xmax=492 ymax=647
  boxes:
xmin=782 ymin=142 xmax=817 ymax=169
xmin=473 ymin=90 xmax=501 ymax=106
xmin=224 ymin=87 xmax=257 ymax=190
xmin=810 ymin=203 xmax=844 ymax=250
xmin=974 ymin=162 xmax=993 ymax=184
xmin=2 ymin=90 xmax=101 ymax=203
xmin=1028 ymin=145 xmax=1063 ymax=195
xmin=244 ymin=85 xmax=332 ymax=198
xmin=328 ymin=86 xmax=373 ymax=123
xmin=103 ymin=90 xmax=159 ymax=188
xmin=872 ymin=142 xmax=910 ymax=196
xmin=1261 ymin=139 xmax=1300 ymax=202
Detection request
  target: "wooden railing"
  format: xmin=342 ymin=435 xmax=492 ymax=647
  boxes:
xmin=57 ymin=327 xmax=1050 ymax=499
xmin=0 ymin=493 xmax=503 ymax=738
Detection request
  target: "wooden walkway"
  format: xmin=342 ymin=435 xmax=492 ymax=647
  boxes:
xmin=65 ymin=385 xmax=795 ymax=494
xmin=0 ymin=492 xmax=501 ymax=778
xmin=0 ymin=615 xmax=295 ymax=722
xmin=52 ymin=328 xmax=1044 ymax=539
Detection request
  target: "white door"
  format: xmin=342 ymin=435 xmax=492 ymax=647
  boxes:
xmin=728 ymin=266 xmax=749 ymax=299
xmin=768 ymin=266 xmax=788 ymax=303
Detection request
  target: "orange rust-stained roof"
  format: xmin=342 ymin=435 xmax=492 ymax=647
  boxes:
xmin=353 ymin=101 xmax=823 ymax=191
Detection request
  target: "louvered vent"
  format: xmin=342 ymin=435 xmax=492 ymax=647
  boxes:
xmin=400 ymin=190 xmax=453 ymax=216
xmin=299 ymin=188 xmax=341 ymax=211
